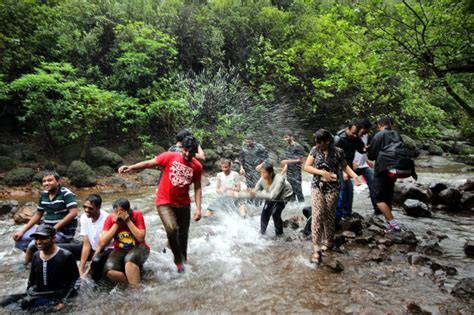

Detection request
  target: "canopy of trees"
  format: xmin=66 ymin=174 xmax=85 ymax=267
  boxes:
xmin=0 ymin=0 xmax=472 ymax=154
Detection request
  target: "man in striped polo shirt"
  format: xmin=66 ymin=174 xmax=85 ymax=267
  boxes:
xmin=13 ymin=171 xmax=78 ymax=265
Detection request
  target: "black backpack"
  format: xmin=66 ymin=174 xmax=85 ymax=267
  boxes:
xmin=378 ymin=140 xmax=417 ymax=180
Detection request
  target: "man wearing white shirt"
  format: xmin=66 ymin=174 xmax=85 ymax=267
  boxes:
xmin=61 ymin=194 xmax=112 ymax=280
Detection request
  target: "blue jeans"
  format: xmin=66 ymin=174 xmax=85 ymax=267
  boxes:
xmin=356 ymin=167 xmax=379 ymax=213
xmin=336 ymin=179 xmax=353 ymax=222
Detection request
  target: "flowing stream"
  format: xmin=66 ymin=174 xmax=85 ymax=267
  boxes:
xmin=0 ymin=159 xmax=473 ymax=313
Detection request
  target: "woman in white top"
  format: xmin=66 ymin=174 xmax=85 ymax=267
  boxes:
xmin=205 ymin=159 xmax=245 ymax=217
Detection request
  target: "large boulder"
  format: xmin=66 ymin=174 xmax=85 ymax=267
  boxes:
xmin=0 ymin=156 xmax=15 ymax=172
xmin=13 ymin=202 xmax=36 ymax=224
xmin=339 ymin=218 xmax=363 ymax=235
xmin=427 ymin=182 xmax=449 ymax=204
xmin=401 ymin=135 xmax=419 ymax=158
xmin=0 ymin=200 xmax=19 ymax=215
xmin=4 ymin=167 xmax=35 ymax=186
xmin=86 ymin=146 xmax=122 ymax=168
xmin=394 ymin=182 xmax=428 ymax=204
xmin=138 ymin=169 xmax=161 ymax=186
xmin=458 ymin=179 xmax=474 ymax=192
xmin=67 ymin=160 xmax=97 ymax=187
xmin=451 ymin=278 xmax=474 ymax=299
xmin=437 ymin=188 xmax=461 ymax=206
xmin=202 ymin=149 xmax=219 ymax=170
xmin=460 ymin=192 xmax=474 ymax=211
xmin=427 ymin=144 xmax=443 ymax=156
xmin=403 ymin=199 xmax=431 ymax=217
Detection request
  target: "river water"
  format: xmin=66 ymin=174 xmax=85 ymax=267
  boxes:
xmin=0 ymin=158 xmax=473 ymax=313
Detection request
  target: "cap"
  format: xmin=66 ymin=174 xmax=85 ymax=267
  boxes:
xmin=31 ymin=225 xmax=56 ymax=238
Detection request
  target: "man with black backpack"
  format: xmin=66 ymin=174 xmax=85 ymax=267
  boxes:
xmin=368 ymin=117 xmax=417 ymax=233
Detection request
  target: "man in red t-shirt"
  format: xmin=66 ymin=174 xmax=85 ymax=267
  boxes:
xmin=118 ymin=136 xmax=203 ymax=272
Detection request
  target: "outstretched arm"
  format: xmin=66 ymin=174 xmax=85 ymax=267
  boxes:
xmin=118 ymin=158 xmax=157 ymax=174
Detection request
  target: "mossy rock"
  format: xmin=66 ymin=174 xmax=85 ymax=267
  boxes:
xmin=67 ymin=160 xmax=97 ymax=188
xmin=42 ymin=160 xmax=57 ymax=170
xmin=20 ymin=148 xmax=37 ymax=162
xmin=33 ymin=171 xmax=45 ymax=183
xmin=0 ymin=156 xmax=15 ymax=172
xmin=142 ymin=144 xmax=166 ymax=157
xmin=85 ymin=146 xmax=122 ymax=168
xmin=401 ymin=135 xmax=419 ymax=158
xmin=95 ymin=165 xmax=116 ymax=177
xmin=203 ymin=149 xmax=219 ymax=161
xmin=428 ymin=144 xmax=443 ymax=156
xmin=4 ymin=167 xmax=35 ymax=186
xmin=0 ymin=144 xmax=13 ymax=156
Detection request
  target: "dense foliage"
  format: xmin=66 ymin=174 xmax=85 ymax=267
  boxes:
xmin=0 ymin=0 xmax=472 ymax=154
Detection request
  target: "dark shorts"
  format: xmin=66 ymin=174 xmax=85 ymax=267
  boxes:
xmin=104 ymin=246 xmax=149 ymax=273
xmin=373 ymin=172 xmax=397 ymax=205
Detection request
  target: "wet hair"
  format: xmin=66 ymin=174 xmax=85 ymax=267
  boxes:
xmin=176 ymin=129 xmax=193 ymax=142
xmin=112 ymin=198 xmax=131 ymax=211
xmin=378 ymin=116 xmax=392 ymax=128
xmin=261 ymin=162 xmax=275 ymax=180
xmin=220 ymin=158 xmax=231 ymax=166
xmin=314 ymin=129 xmax=335 ymax=150
xmin=42 ymin=170 xmax=60 ymax=180
xmin=182 ymin=135 xmax=199 ymax=155
xmin=356 ymin=118 xmax=372 ymax=130
xmin=244 ymin=134 xmax=254 ymax=141
xmin=85 ymin=194 xmax=102 ymax=208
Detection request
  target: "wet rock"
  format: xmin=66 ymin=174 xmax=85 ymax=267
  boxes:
xmin=137 ymin=169 xmax=161 ymax=186
xmin=13 ymin=202 xmax=36 ymax=224
xmin=401 ymin=135 xmax=420 ymax=158
xmin=0 ymin=200 xmax=19 ymax=215
xmin=202 ymin=149 xmax=219 ymax=170
xmin=342 ymin=231 xmax=356 ymax=239
xmin=95 ymin=165 xmax=116 ymax=177
xmin=401 ymin=230 xmax=418 ymax=245
xmin=105 ymin=176 xmax=128 ymax=187
xmin=464 ymin=240 xmax=474 ymax=257
xmin=86 ymin=146 xmax=122 ymax=168
xmin=406 ymin=302 xmax=432 ymax=315
xmin=451 ymin=277 xmax=474 ymax=299
xmin=4 ymin=167 xmax=35 ymax=186
xmin=394 ymin=182 xmax=428 ymax=204
xmin=0 ymin=156 xmax=15 ymax=172
xmin=427 ymin=144 xmax=443 ymax=156
xmin=368 ymin=224 xmax=384 ymax=235
xmin=427 ymin=182 xmax=448 ymax=203
xmin=368 ymin=215 xmax=386 ymax=229
xmin=417 ymin=240 xmax=443 ymax=256
xmin=458 ymin=179 xmax=474 ymax=192
xmin=376 ymin=238 xmax=393 ymax=247
xmin=403 ymin=199 xmax=431 ymax=217
xmin=327 ymin=260 xmax=345 ymax=273
xmin=202 ymin=176 xmax=211 ymax=187
xmin=460 ymin=192 xmax=474 ymax=211
xmin=67 ymin=161 xmax=97 ymax=188
xmin=386 ymin=232 xmax=403 ymax=244
xmin=407 ymin=253 xmax=430 ymax=266
xmin=340 ymin=218 xmax=363 ymax=235
xmin=367 ymin=249 xmax=387 ymax=262
xmin=354 ymin=235 xmax=373 ymax=245
xmin=437 ymin=188 xmax=461 ymax=206
xmin=283 ymin=216 xmax=304 ymax=230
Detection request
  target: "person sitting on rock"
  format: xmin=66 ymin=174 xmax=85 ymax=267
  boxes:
xmin=101 ymin=198 xmax=150 ymax=289
xmin=2 ymin=224 xmax=80 ymax=311
xmin=13 ymin=171 xmax=78 ymax=265
xmin=59 ymin=194 xmax=113 ymax=281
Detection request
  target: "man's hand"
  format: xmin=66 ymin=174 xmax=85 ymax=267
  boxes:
xmin=118 ymin=165 xmax=131 ymax=174
xmin=54 ymin=303 xmax=65 ymax=311
xmin=192 ymin=210 xmax=202 ymax=222
xmin=13 ymin=231 xmax=24 ymax=241
xmin=255 ymin=164 xmax=263 ymax=172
